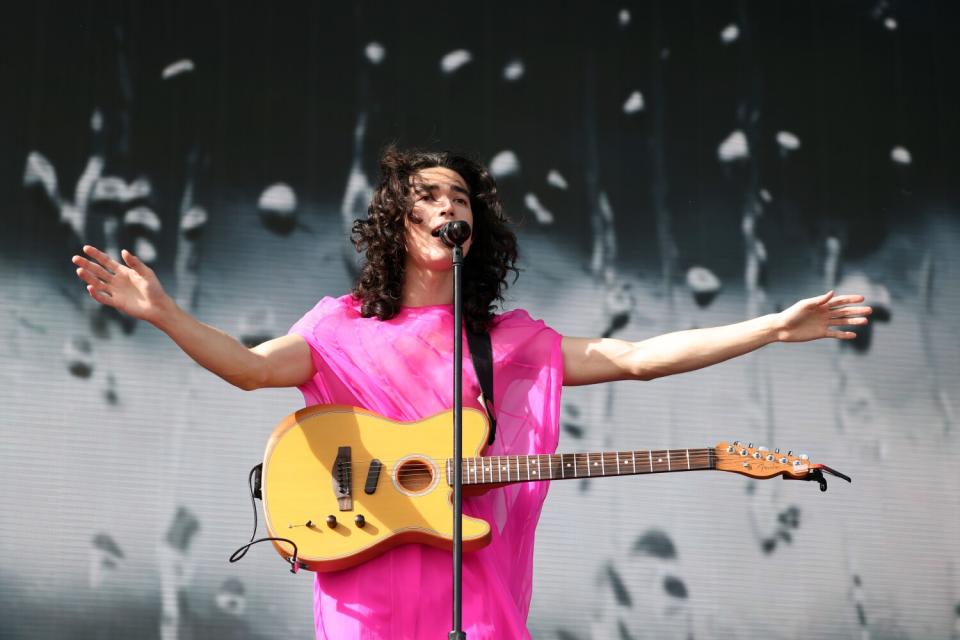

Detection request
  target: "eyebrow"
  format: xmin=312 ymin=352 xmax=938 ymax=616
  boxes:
xmin=417 ymin=183 xmax=471 ymax=198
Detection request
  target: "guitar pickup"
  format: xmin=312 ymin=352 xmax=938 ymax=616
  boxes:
xmin=364 ymin=459 xmax=383 ymax=495
xmin=333 ymin=446 xmax=353 ymax=511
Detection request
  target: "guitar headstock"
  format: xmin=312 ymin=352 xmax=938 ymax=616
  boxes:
xmin=715 ymin=441 xmax=811 ymax=480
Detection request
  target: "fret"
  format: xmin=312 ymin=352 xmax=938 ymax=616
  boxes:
xmin=686 ymin=449 xmax=691 ymax=470
xmin=632 ymin=450 xmax=636 ymax=474
xmin=648 ymin=450 xmax=653 ymax=472
xmin=667 ymin=450 xmax=671 ymax=471
xmin=600 ymin=451 xmax=605 ymax=476
xmin=560 ymin=453 xmax=566 ymax=478
xmin=525 ymin=455 xmax=530 ymax=480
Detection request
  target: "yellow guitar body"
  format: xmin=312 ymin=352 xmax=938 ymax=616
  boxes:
xmin=262 ymin=404 xmax=492 ymax=572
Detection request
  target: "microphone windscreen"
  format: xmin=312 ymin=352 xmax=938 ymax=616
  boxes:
xmin=439 ymin=221 xmax=472 ymax=247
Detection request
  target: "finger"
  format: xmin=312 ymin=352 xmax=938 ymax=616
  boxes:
xmin=812 ymin=290 xmax=835 ymax=307
xmin=76 ymin=267 xmax=110 ymax=288
xmin=82 ymin=245 xmax=121 ymax=272
xmin=828 ymin=294 xmax=866 ymax=307
xmin=121 ymin=249 xmax=151 ymax=275
xmin=86 ymin=284 xmax=115 ymax=305
xmin=73 ymin=257 xmax=114 ymax=283
xmin=831 ymin=317 xmax=869 ymax=326
xmin=830 ymin=306 xmax=873 ymax=318
xmin=827 ymin=329 xmax=858 ymax=340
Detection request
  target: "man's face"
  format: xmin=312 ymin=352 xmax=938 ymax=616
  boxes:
xmin=403 ymin=167 xmax=474 ymax=270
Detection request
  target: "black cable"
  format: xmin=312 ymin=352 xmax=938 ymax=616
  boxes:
xmin=228 ymin=463 xmax=302 ymax=574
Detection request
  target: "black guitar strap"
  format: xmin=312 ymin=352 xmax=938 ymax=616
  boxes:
xmin=466 ymin=329 xmax=497 ymax=445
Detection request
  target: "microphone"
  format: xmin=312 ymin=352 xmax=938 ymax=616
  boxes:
xmin=436 ymin=221 xmax=471 ymax=248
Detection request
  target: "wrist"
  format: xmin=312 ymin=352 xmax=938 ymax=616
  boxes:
xmin=767 ymin=312 xmax=787 ymax=343
xmin=149 ymin=295 xmax=182 ymax=332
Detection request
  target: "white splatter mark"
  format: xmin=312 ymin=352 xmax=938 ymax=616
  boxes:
xmin=686 ymin=266 xmax=722 ymax=307
xmin=891 ymin=145 xmax=912 ymax=165
xmin=718 ymin=130 xmax=749 ymax=162
xmin=721 ymin=23 xmax=740 ymax=43
xmin=623 ymin=90 xmax=645 ymax=114
xmin=440 ymin=49 xmax=472 ymax=74
xmin=162 ymin=59 xmax=195 ymax=80
xmin=365 ymin=42 xmax=385 ymax=65
xmin=759 ymin=188 xmax=772 ymax=203
xmin=618 ymin=9 xmax=631 ymax=27
xmin=503 ymin=59 xmax=524 ymax=81
xmin=179 ymin=205 xmax=207 ymax=234
xmin=92 ymin=175 xmax=152 ymax=203
xmin=546 ymin=169 xmax=568 ymax=190
xmin=489 ymin=150 xmax=520 ymax=178
xmin=124 ymin=206 xmax=161 ymax=232
xmin=884 ymin=17 xmax=897 ymax=30
xmin=23 ymin=151 xmax=57 ymax=196
xmin=134 ymin=237 xmax=157 ymax=263
xmin=776 ymin=130 xmax=801 ymax=152
xmin=524 ymin=192 xmax=554 ymax=224
xmin=258 ymin=183 xmax=297 ymax=213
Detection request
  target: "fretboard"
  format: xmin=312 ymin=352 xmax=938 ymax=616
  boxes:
xmin=446 ymin=448 xmax=716 ymax=486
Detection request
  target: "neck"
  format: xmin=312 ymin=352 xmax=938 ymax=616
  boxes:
xmin=400 ymin=261 xmax=455 ymax=307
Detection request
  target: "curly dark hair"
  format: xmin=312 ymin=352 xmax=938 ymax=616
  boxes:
xmin=351 ymin=146 xmax=518 ymax=333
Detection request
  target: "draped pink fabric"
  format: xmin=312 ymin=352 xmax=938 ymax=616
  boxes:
xmin=289 ymin=295 xmax=564 ymax=640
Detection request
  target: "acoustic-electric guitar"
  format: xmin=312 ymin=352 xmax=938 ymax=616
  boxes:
xmin=255 ymin=404 xmax=850 ymax=573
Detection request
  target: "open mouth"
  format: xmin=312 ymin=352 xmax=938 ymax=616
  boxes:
xmin=431 ymin=225 xmax=443 ymax=237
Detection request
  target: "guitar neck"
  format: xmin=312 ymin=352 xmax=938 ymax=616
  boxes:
xmin=447 ymin=448 xmax=717 ymax=486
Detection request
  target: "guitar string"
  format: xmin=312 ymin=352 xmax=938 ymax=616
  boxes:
xmin=327 ymin=450 xmax=721 ymax=468
xmin=328 ymin=452 xmax=728 ymax=469
xmin=284 ymin=451 xmax=767 ymax=483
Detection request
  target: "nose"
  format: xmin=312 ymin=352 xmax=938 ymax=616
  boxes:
xmin=437 ymin=196 xmax=455 ymax=217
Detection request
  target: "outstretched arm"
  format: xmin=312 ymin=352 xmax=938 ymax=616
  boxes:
xmin=562 ymin=291 xmax=871 ymax=386
xmin=72 ymin=245 xmax=314 ymax=390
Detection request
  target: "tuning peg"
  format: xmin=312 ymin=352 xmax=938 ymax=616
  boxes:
xmin=787 ymin=450 xmax=792 ymax=456
xmin=748 ymin=442 xmax=753 ymax=448
xmin=775 ymin=448 xmax=780 ymax=454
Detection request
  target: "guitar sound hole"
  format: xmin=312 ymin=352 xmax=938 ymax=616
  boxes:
xmin=396 ymin=459 xmax=434 ymax=493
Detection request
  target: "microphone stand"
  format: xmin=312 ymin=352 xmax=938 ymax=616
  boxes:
xmin=443 ymin=223 xmax=469 ymax=640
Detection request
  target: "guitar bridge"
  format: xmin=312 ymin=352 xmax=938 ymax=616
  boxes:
xmin=333 ymin=446 xmax=353 ymax=510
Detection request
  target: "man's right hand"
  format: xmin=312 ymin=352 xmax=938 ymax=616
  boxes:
xmin=72 ymin=245 xmax=173 ymax=325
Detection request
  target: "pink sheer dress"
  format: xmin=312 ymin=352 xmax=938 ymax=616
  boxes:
xmin=289 ymin=295 xmax=564 ymax=640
